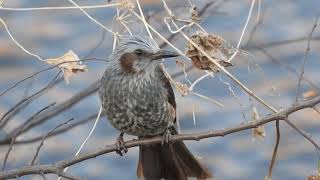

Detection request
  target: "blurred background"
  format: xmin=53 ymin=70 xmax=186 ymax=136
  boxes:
xmin=0 ymin=0 xmax=320 ymax=179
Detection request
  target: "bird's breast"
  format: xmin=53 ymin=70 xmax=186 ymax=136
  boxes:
xmin=99 ymin=71 xmax=172 ymax=137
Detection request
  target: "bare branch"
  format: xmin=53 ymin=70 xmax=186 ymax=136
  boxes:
xmin=295 ymin=16 xmax=319 ymax=102
xmin=1 ymin=103 xmax=56 ymax=170
xmin=0 ymin=58 xmax=106 ymax=98
xmin=0 ymin=71 xmax=61 ymax=129
xmin=246 ymin=36 xmax=320 ymax=50
xmin=266 ymin=120 xmax=281 ymax=180
xmin=30 ymin=118 xmax=73 ymax=166
xmin=13 ymin=114 xmax=97 ymax=145
xmin=12 ymin=80 xmax=100 ymax=135
xmin=284 ymin=118 xmax=320 ymax=151
xmin=258 ymin=48 xmax=320 ymax=91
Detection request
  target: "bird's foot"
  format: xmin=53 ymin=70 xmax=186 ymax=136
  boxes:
xmin=115 ymin=132 xmax=128 ymax=156
xmin=161 ymin=128 xmax=173 ymax=146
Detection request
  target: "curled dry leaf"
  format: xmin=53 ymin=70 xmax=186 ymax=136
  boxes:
xmin=186 ymin=32 xmax=233 ymax=72
xmin=45 ymin=50 xmax=88 ymax=84
xmin=251 ymin=107 xmax=266 ymax=140
xmin=175 ymin=82 xmax=189 ymax=96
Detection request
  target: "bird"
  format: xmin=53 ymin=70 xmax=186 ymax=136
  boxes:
xmin=99 ymin=35 xmax=212 ymax=180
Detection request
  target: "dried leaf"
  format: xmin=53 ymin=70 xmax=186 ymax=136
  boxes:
xmin=120 ymin=0 xmax=135 ymax=10
xmin=175 ymin=82 xmax=189 ymax=96
xmin=303 ymin=89 xmax=319 ymax=100
xmin=186 ymin=32 xmax=234 ymax=72
xmin=252 ymin=126 xmax=266 ymax=140
xmin=251 ymin=107 xmax=266 ymax=140
xmin=45 ymin=50 xmax=88 ymax=84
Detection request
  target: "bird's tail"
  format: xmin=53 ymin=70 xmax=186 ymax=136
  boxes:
xmin=137 ymin=140 xmax=212 ymax=180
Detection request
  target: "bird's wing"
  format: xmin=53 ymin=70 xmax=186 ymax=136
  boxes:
xmin=157 ymin=66 xmax=177 ymax=124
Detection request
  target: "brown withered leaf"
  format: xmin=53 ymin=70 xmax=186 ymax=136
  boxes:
xmin=251 ymin=107 xmax=266 ymax=140
xmin=45 ymin=50 xmax=88 ymax=84
xmin=186 ymin=32 xmax=233 ymax=72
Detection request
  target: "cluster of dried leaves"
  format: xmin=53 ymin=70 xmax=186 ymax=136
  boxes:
xmin=186 ymin=32 xmax=233 ymax=72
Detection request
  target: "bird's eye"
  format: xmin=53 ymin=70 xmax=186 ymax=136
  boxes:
xmin=134 ymin=49 xmax=144 ymax=56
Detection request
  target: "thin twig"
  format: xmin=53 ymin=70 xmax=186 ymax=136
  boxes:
xmin=295 ymin=16 xmax=319 ymax=102
xmin=0 ymin=3 xmax=120 ymax=11
xmin=0 ymin=58 xmax=106 ymax=97
xmin=284 ymin=118 xmax=320 ymax=151
xmin=235 ymin=0 xmax=256 ymax=49
xmin=66 ymin=0 xmax=115 ymax=34
xmin=40 ymin=172 xmax=48 ymax=180
xmin=266 ymin=120 xmax=281 ymax=180
xmin=246 ymin=36 xmax=320 ymax=50
xmin=313 ymin=107 xmax=320 ymax=114
xmin=16 ymin=80 xmax=100 ymax=135
xmin=0 ymin=71 xmax=61 ymax=129
xmin=58 ymin=108 xmax=102 ymax=179
xmin=258 ymin=48 xmax=320 ymax=91
xmin=30 ymin=118 xmax=73 ymax=165
xmin=8 ymin=114 xmax=97 ymax=145
xmin=0 ymin=18 xmax=44 ymax=61
xmin=2 ymin=103 xmax=56 ymax=170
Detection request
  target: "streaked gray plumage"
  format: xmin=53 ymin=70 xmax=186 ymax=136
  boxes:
xmin=99 ymin=35 xmax=212 ymax=180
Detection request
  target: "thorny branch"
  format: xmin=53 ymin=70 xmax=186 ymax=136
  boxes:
xmin=1 ymin=95 xmax=320 ymax=179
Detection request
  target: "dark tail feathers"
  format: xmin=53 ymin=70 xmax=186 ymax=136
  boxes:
xmin=137 ymin=141 xmax=212 ymax=180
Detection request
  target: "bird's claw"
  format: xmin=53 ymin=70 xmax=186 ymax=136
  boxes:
xmin=161 ymin=128 xmax=173 ymax=146
xmin=115 ymin=133 xmax=127 ymax=156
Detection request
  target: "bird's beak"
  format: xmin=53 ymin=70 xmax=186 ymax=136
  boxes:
xmin=150 ymin=50 xmax=180 ymax=60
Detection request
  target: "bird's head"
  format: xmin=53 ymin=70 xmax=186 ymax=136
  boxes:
xmin=110 ymin=36 xmax=179 ymax=74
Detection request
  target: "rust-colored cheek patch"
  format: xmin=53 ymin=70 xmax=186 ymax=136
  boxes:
xmin=119 ymin=52 xmax=137 ymax=73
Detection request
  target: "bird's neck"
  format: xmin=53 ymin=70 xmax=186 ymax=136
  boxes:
xmin=109 ymin=64 xmax=162 ymax=87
